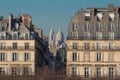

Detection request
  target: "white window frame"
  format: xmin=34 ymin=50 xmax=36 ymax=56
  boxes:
xmin=12 ymin=32 xmax=18 ymax=39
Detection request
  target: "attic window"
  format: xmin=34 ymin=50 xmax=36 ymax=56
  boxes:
xmin=2 ymin=23 xmax=7 ymax=31
xmin=24 ymin=32 xmax=29 ymax=39
xmin=0 ymin=32 xmax=6 ymax=39
xmin=72 ymin=23 xmax=78 ymax=31
xmin=14 ymin=23 xmax=19 ymax=31
xmin=85 ymin=13 xmax=90 ymax=21
xmin=12 ymin=32 xmax=18 ymax=39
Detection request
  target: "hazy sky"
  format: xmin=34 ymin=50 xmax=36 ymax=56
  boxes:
xmin=0 ymin=0 xmax=120 ymax=38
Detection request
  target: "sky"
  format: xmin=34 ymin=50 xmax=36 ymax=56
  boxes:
xmin=0 ymin=0 xmax=120 ymax=39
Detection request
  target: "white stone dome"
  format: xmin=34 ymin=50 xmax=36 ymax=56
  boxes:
xmin=56 ymin=28 xmax=64 ymax=47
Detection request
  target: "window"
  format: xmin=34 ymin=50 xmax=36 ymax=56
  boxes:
xmin=13 ymin=43 xmax=17 ymax=49
xmin=72 ymin=43 xmax=77 ymax=49
xmin=108 ymin=53 xmax=114 ymax=61
xmin=84 ymin=67 xmax=89 ymax=78
xmin=96 ymin=53 xmax=102 ymax=62
xmin=95 ymin=43 xmax=102 ymax=50
xmin=96 ymin=32 xmax=102 ymax=39
xmin=109 ymin=43 xmax=115 ymax=50
xmin=14 ymin=23 xmax=19 ymax=31
xmin=72 ymin=53 xmax=78 ymax=61
xmin=11 ymin=67 xmax=17 ymax=75
xmin=72 ymin=32 xmax=78 ymax=38
xmin=85 ymin=16 xmax=90 ymax=21
xmin=84 ymin=32 xmax=90 ymax=39
xmin=96 ymin=67 xmax=102 ymax=77
xmin=84 ymin=43 xmax=89 ymax=49
xmin=0 ymin=67 xmax=5 ymax=75
xmin=71 ymin=67 xmax=77 ymax=75
xmin=23 ymin=67 xmax=29 ymax=75
xmin=24 ymin=53 xmax=30 ymax=61
xmin=0 ymin=42 xmax=6 ymax=49
xmin=12 ymin=32 xmax=18 ymax=39
xmin=84 ymin=23 xmax=90 ymax=31
xmin=12 ymin=53 xmax=18 ymax=61
xmin=25 ymin=33 xmax=29 ymax=39
xmin=108 ymin=32 xmax=114 ymax=39
xmin=84 ymin=52 xmax=90 ymax=61
xmin=109 ymin=67 xmax=114 ymax=78
xmin=108 ymin=23 xmax=114 ymax=31
xmin=2 ymin=23 xmax=7 ymax=31
xmin=25 ymin=42 xmax=29 ymax=49
xmin=0 ymin=32 xmax=6 ymax=39
xmin=72 ymin=23 xmax=78 ymax=30
xmin=0 ymin=53 xmax=5 ymax=61
xmin=96 ymin=23 xmax=102 ymax=31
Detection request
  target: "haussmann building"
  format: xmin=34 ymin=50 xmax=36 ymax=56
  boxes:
xmin=66 ymin=4 xmax=120 ymax=78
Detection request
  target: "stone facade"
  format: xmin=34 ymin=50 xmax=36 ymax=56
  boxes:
xmin=66 ymin=4 xmax=120 ymax=78
xmin=0 ymin=13 xmax=46 ymax=75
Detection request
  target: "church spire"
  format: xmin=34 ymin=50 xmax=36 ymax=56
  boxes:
xmin=49 ymin=27 xmax=54 ymax=45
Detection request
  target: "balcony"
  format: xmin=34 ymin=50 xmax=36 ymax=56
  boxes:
xmin=0 ymin=46 xmax=35 ymax=50
xmin=67 ymin=46 xmax=120 ymax=51
xmin=67 ymin=37 xmax=120 ymax=40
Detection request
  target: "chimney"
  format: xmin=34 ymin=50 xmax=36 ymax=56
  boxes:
xmin=0 ymin=16 xmax=3 ymax=21
xmin=116 ymin=7 xmax=120 ymax=14
xmin=9 ymin=13 xmax=13 ymax=32
xmin=92 ymin=8 xmax=97 ymax=16
xmin=22 ymin=14 xmax=32 ymax=28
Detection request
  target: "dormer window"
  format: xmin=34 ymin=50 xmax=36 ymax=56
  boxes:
xmin=12 ymin=32 xmax=18 ymax=39
xmin=14 ymin=23 xmax=19 ymax=31
xmin=0 ymin=32 xmax=6 ymax=39
xmin=96 ymin=23 xmax=102 ymax=31
xmin=108 ymin=23 xmax=114 ymax=31
xmin=24 ymin=32 xmax=29 ymax=39
xmin=2 ymin=23 xmax=7 ymax=31
xmin=72 ymin=23 xmax=78 ymax=31
xmin=84 ymin=23 xmax=90 ymax=31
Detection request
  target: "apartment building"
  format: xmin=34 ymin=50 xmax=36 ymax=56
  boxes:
xmin=0 ymin=13 xmax=45 ymax=75
xmin=66 ymin=4 xmax=120 ymax=78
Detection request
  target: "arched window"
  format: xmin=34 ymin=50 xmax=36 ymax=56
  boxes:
xmin=14 ymin=23 xmax=19 ymax=31
xmin=12 ymin=32 xmax=18 ymax=39
xmin=0 ymin=32 xmax=6 ymax=39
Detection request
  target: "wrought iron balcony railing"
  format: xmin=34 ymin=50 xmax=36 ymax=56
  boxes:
xmin=0 ymin=46 xmax=35 ymax=50
xmin=67 ymin=46 xmax=120 ymax=51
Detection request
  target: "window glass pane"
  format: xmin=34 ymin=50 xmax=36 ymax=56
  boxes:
xmin=73 ymin=43 xmax=77 ymax=49
xmin=13 ymin=43 xmax=17 ymax=49
xmin=84 ymin=67 xmax=89 ymax=78
xmin=12 ymin=53 xmax=18 ymax=61
xmin=72 ymin=23 xmax=78 ymax=30
xmin=24 ymin=53 xmax=30 ymax=61
xmin=25 ymin=42 xmax=29 ymax=49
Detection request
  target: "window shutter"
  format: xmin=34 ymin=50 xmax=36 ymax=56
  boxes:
xmin=77 ymin=67 xmax=79 ymax=75
xmin=70 ymin=53 xmax=72 ymax=61
xmin=102 ymin=53 xmax=104 ymax=61
xmin=101 ymin=67 xmax=103 ymax=77
xmin=77 ymin=53 xmax=79 ymax=61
